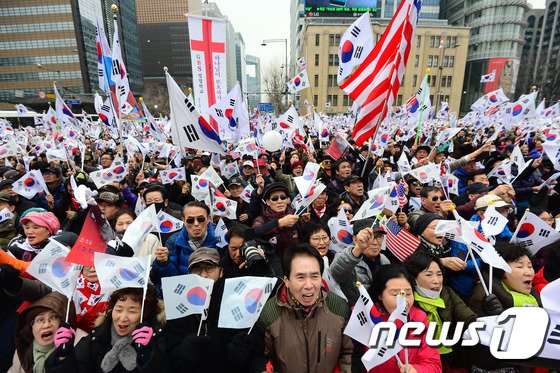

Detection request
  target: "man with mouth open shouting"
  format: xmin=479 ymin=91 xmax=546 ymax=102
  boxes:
xmin=251 ymin=244 xmax=355 ymax=373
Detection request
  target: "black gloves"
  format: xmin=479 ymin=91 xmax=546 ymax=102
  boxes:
xmin=0 ymin=264 xmax=23 ymax=294
xmin=180 ymin=334 xmax=211 ymax=363
xmin=482 ymin=293 xmax=504 ymax=316
xmin=227 ymin=332 xmax=254 ymax=366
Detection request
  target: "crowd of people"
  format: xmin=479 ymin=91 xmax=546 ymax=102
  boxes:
xmin=1 ymin=122 xmax=559 ymax=373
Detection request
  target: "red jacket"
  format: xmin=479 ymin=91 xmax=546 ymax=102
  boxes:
xmin=368 ymin=306 xmax=442 ymax=373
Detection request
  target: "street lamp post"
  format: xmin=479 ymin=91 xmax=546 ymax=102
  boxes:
xmin=435 ymin=38 xmax=460 ymax=115
xmin=36 ymin=63 xmax=63 ymax=96
xmin=261 ymin=38 xmax=288 ymax=108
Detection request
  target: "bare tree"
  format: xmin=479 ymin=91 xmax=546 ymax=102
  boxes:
xmin=141 ymin=81 xmax=170 ymax=116
xmin=262 ymin=61 xmax=286 ymax=113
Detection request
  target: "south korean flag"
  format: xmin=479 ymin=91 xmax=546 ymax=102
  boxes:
xmin=337 ymin=12 xmax=374 ymax=85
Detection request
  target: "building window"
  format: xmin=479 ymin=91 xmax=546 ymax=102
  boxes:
xmin=417 ymin=35 xmax=421 ymax=47
xmin=327 ymin=94 xmax=339 ymax=106
xmin=313 ymin=95 xmax=318 ymax=107
xmin=430 ymin=35 xmax=435 ymax=47
xmin=443 ymin=55 xmax=449 ymax=67
xmin=397 ymin=94 xmax=403 ymax=106
xmin=427 ymin=55 xmax=433 ymax=67
xmin=441 ymin=76 xmax=447 ymax=87
xmin=433 ymin=55 xmax=438 ymax=67
xmin=444 ymin=95 xmax=450 ymax=102
xmin=435 ymin=36 xmax=441 ymax=47
xmin=413 ymin=74 xmax=418 ymax=87
xmin=315 ymin=54 xmax=319 ymax=66
xmin=314 ymin=74 xmax=319 ymax=87
xmin=328 ymin=34 xmax=341 ymax=47
xmin=343 ymin=94 xmax=352 ymax=106
xmin=414 ymin=55 xmax=419 ymax=67
xmin=327 ymin=75 xmax=334 ymax=87
xmin=449 ymin=56 xmax=455 ymax=67
xmin=400 ymin=75 xmax=405 ymax=86
xmin=430 ymin=75 xmax=436 ymax=87
xmin=315 ymin=34 xmax=320 ymax=46
xmin=446 ymin=76 xmax=452 ymax=87
xmin=328 ymin=54 xmax=339 ymax=66
xmin=429 ymin=95 xmax=434 ymax=103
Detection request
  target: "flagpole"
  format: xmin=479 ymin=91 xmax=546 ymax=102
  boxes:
xmin=139 ymin=255 xmax=151 ymax=322
xmin=414 ymin=69 xmax=430 ymax=145
xmin=360 ymin=97 xmax=389 ymax=178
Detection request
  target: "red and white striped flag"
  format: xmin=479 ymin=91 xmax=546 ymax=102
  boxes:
xmin=381 ymin=218 xmax=420 ymax=261
xmin=339 ymin=0 xmax=420 ymax=146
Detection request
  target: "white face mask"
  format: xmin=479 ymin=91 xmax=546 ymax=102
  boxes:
xmin=415 ymin=284 xmax=442 ymax=299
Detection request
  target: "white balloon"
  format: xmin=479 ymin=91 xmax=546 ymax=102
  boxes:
xmin=262 ymin=131 xmax=283 ymax=152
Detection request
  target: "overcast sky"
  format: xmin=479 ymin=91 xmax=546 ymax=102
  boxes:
xmin=211 ymin=0 xmax=546 ymax=76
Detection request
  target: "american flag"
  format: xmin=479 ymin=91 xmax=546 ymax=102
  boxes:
xmin=339 ymin=0 xmax=421 ymax=146
xmin=381 ymin=219 xmax=420 ymax=261
xmin=396 ymin=181 xmax=408 ymax=208
xmin=404 ymin=93 xmax=417 ymax=112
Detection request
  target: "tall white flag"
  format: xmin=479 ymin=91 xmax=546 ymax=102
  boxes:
xmin=480 ymin=71 xmax=495 ymax=83
xmin=218 ymin=276 xmax=277 ymax=329
xmin=208 ymin=82 xmax=249 ymax=141
xmin=293 ymin=162 xmax=320 ymax=197
xmin=166 ymin=71 xmax=225 ymax=155
xmin=161 ymin=274 xmax=214 ymax=320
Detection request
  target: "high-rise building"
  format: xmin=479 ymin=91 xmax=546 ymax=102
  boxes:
xmin=296 ymin=17 xmax=469 ymax=115
xmin=103 ymin=0 xmax=143 ymax=93
xmin=235 ymin=32 xmax=247 ymax=92
xmin=246 ymin=54 xmax=261 ymax=110
xmin=136 ymin=0 xmax=201 ymax=89
xmin=517 ymin=2 xmax=559 ymax=102
xmin=440 ymin=0 xmax=530 ymax=112
xmin=0 ymin=0 xmax=108 ymax=107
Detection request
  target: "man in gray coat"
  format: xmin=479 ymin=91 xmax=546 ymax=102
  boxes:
xmin=330 ymin=219 xmax=390 ymax=304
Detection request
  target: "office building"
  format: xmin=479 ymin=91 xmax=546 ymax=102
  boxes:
xmin=0 ymin=0 xmax=107 ymax=107
xmin=440 ymin=0 xmax=530 ymax=112
xmin=235 ymin=32 xmax=247 ymax=92
xmin=246 ymin=54 xmax=261 ymax=110
xmin=136 ymin=0 xmax=201 ymax=89
xmin=517 ymin=2 xmax=559 ymax=102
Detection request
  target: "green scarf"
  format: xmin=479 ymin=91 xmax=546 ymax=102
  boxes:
xmin=32 ymin=340 xmax=55 ymax=373
xmin=501 ymin=281 xmax=539 ymax=307
xmin=414 ymin=292 xmax=452 ymax=355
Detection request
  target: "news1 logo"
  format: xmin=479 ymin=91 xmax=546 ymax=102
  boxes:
xmin=369 ymin=307 xmax=550 ymax=359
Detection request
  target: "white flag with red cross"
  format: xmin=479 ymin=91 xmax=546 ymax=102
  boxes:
xmin=188 ymin=15 xmax=227 ymax=129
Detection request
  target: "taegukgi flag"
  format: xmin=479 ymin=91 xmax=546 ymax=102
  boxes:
xmin=26 ymin=240 xmax=82 ymax=298
xmin=161 ymin=274 xmax=214 ymax=320
xmin=287 ymin=69 xmax=310 ymax=94
xmin=218 ymin=276 xmax=277 ymax=329
xmin=94 ymin=252 xmax=152 ymax=294
xmin=155 ymin=210 xmax=183 ymax=233
xmin=160 ymin=167 xmax=187 ymax=184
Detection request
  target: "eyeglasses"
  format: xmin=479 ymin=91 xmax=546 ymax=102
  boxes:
xmin=269 ymin=195 xmax=288 ymax=202
xmin=310 ymin=236 xmax=329 ymax=243
xmin=185 ymin=216 xmax=207 ymax=225
xmin=190 ymin=264 xmax=218 ymax=275
xmin=372 ymin=234 xmax=385 ymax=243
xmin=32 ymin=314 xmax=61 ymax=326
xmin=343 ymin=208 xmax=353 ymax=214
xmin=431 ymin=196 xmax=445 ymax=202
xmin=410 ymin=181 xmax=420 ymax=187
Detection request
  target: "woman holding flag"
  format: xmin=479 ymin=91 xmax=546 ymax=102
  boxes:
xmin=44 ymin=284 xmax=168 ymax=373
xmin=403 ymin=250 xmax=478 ymax=371
xmin=358 ymin=264 xmax=442 ymax=373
